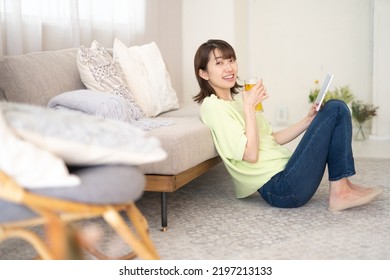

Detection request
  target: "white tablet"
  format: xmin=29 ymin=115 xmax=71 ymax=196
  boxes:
xmin=315 ymin=73 xmax=334 ymax=111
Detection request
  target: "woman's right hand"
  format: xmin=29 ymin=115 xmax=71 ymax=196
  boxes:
xmin=242 ymin=79 xmax=269 ymax=112
xmin=241 ymin=80 xmax=268 ymax=163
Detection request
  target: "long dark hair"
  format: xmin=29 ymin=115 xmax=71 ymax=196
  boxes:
xmin=193 ymin=39 xmax=242 ymax=103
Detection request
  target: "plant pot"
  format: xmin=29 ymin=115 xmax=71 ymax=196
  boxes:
xmin=355 ymin=122 xmax=366 ymax=141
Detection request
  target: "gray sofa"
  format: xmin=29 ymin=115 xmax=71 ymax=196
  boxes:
xmin=0 ymin=48 xmax=220 ymax=230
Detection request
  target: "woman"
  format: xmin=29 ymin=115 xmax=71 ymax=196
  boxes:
xmin=194 ymin=39 xmax=382 ymax=211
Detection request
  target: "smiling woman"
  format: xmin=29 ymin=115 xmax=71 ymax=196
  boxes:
xmin=194 ymin=39 xmax=382 ymax=213
xmin=193 ymin=39 xmax=242 ymax=103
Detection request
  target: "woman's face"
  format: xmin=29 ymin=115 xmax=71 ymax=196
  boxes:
xmin=199 ymin=48 xmax=238 ymax=97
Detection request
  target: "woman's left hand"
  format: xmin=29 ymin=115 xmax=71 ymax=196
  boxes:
xmin=307 ymin=103 xmax=318 ymax=123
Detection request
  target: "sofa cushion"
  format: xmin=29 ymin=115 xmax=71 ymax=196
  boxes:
xmin=0 ymin=105 xmax=80 ymax=189
xmin=113 ymin=39 xmax=180 ymax=117
xmin=0 ymin=165 xmax=145 ymax=224
xmin=158 ymin=103 xmax=201 ymax=118
xmin=140 ymin=116 xmax=218 ymax=175
xmin=1 ymin=101 xmax=167 ymax=166
xmin=0 ymin=49 xmax=84 ymax=106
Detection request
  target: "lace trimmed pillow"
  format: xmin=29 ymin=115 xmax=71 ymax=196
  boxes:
xmin=76 ymin=40 xmax=144 ymax=121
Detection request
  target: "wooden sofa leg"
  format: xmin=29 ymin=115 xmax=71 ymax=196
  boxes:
xmin=161 ymin=192 xmax=168 ymax=232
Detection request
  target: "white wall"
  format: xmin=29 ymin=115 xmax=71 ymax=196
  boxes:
xmin=182 ymin=0 xmax=235 ymax=104
xmin=247 ymin=0 xmax=372 ymax=126
xmin=153 ymin=0 xmax=183 ymax=104
xmin=181 ymin=0 xmax=389 ymax=137
xmin=371 ymin=0 xmax=390 ymax=139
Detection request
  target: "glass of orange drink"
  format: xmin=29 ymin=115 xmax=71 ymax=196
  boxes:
xmin=244 ymin=77 xmax=263 ymax=112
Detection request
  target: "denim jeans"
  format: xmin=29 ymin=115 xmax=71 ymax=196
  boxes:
xmin=258 ymin=100 xmax=356 ymax=208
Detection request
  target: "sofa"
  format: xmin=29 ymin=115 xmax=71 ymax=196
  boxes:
xmin=0 ymin=46 xmax=220 ymax=230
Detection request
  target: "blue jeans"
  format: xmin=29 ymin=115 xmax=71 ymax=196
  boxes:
xmin=258 ymin=100 xmax=356 ymax=208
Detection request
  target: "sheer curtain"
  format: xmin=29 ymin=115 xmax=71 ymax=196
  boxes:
xmin=0 ymin=0 xmax=147 ymax=56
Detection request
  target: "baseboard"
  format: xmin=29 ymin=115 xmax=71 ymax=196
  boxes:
xmin=369 ymin=134 xmax=390 ymax=141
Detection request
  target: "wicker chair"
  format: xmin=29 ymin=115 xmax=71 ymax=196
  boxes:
xmin=0 ymin=165 xmax=159 ymax=260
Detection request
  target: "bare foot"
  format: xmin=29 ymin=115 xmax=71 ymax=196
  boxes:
xmin=328 ymin=186 xmax=382 ymax=212
xmin=328 ymin=179 xmax=382 ymax=211
xmin=347 ymin=179 xmax=375 ymax=193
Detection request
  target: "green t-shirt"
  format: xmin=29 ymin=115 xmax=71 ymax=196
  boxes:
xmin=200 ymin=94 xmax=292 ymax=198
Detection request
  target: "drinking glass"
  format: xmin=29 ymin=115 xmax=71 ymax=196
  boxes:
xmin=244 ymin=77 xmax=263 ymax=112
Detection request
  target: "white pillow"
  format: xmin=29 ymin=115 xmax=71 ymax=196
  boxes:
xmin=0 ymin=107 xmax=80 ymax=189
xmin=0 ymin=102 xmax=167 ymax=166
xmin=76 ymin=40 xmax=145 ymax=121
xmin=113 ymin=38 xmax=180 ymax=117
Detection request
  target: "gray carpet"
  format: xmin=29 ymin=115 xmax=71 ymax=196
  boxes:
xmin=1 ymin=158 xmax=389 ymax=260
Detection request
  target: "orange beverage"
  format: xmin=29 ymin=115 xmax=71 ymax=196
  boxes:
xmin=244 ymin=79 xmax=263 ymax=112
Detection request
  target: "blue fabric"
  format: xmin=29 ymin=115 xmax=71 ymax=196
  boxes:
xmin=258 ymin=100 xmax=355 ymax=208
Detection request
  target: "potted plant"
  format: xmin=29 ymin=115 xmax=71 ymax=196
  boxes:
xmin=308 ymin=81 xmax=355 ymax=105
xmin=351 ymin=100 xmax=379 ymax=141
